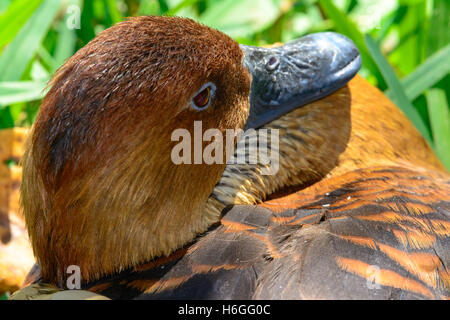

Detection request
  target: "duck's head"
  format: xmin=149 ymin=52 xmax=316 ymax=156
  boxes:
xmin=20 ymin=16 xmax=360 ymax=286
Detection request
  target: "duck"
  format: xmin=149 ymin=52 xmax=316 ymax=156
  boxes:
xmin=7 ymin=15 xmax=450 ymax=300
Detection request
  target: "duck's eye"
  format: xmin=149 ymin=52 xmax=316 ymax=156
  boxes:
xmin=191 ymin=82 xmax=216 ymax=111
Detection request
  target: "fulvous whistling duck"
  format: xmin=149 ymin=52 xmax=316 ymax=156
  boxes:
xmin=6 ymin=16 xmax=449 ymax=300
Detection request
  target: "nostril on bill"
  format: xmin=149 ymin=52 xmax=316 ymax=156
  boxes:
xmin=266 ymin=56 xmax=279 ymax=71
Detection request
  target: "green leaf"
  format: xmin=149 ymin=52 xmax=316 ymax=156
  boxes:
xmin=375 ymin=5 xmax=407 ymax=44
xmin=166 ymin=0 xmax=201 ymax=16
xmin=317 ymin=0 xmax=386 ymax=89
xmin=53 ymin=0 xmax=80 ymax=71
xmin=364 ymin=34 xmax=433 ymax=145
xmin=37 ymin=45 xmax=57 ymax=72
xmin=386 ymin=43 xmax=450 ymax=101
xmin=0 ymin=0 xmax=43 ymax=49
xmin=0 ymin=1 xmax=11 ymax=13
xmin=0 ymin=107 xmax=15 ymax=129
xmin=0 ymin=81 xmax=47 ymax=106
xmin=31 ymin=61 xmax=51 ymax=81
xmin=426 ymin=88 xmax=450 ymax=170
xmin=349 ymin=0 xmax=398 ymax=33
xmin=198 ymin=0 xmax=281 ymax=38
xmin=138 ymin=0 xmax=160 ymax=15
xmin=388 ymin=2 xmax=429 ymax=75
xmin=158 ymin=0 xmax=170 ymax=14
xmin=0 ymin=0 xmax=61 ymax=82
xmin=104 ymin=0 xmax=122 ymax=27
xmin=9 ymin=102 xmax=25 ymax=124
xmin=78 ymin=0 xmax=96 ymax=45
xmin=428 ymin=0 xmax=450 ymax=55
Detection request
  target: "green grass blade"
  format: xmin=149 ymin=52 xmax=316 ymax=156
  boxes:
xmin=428 ymin=0 xmax=449 ymax=55
xmin=31 ymin=60 xmax=50 ymax=81
xmin=0 ymin=0 xmax=61 ymax=82
xmin=387 ymin=41 xmax=450 ymax=101
xmin=198 ymin=0 xmax=281 ymax=39
xmin=104 ymin=0 xmax=122 ymax=26
xmin=317 ymin=0 xmax=385 ymax=89
xmin=426 ymin=88 xmax=450 ymax=169
xmin=78 ymin=0 xmax=96 ymax=45
xmin=166 ymin=0 xmax=201 ymax=16
xmin=37 ymin=45 xmax=57 ymax=72
xmin=158 ymin=0 xmax=169 ymax=14
xmin=53 ymin=0 xmax=80 ymax=72
xmin=0 ymin=1 xmax=11 ymax=13
xmin=0 ymin=0 xmax=43 ymax=49
xmin=138 ymin=0 xmax=159 ymax=15
xmin=388 ymin=2 xmax=428 ymax=75
xmin=0 ymin=81 xmax=47 ymax=106
xmin=9 ymin=102 xmax=25 ymax=124
xmin=53 ymin=23 xmax=77 ymax=72
xmin=375 ymin=6 xmax=407 ymax=44
xmin=364 ymin=34 xmax=433 ymax=145
xmin=0 ymin=107 xmax=15 ymax=129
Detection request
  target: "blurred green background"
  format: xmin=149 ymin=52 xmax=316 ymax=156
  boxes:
xmin=0 ymin=0 xmax=449 ymax=169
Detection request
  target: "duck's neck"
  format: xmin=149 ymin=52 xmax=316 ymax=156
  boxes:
xmin=206 ymin=76 xmax=445 ymax=216
xmin=206 ymin=83 xmax=353 ymax=216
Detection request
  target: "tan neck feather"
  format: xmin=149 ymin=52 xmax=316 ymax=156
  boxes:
xmin=206 ymin=75 xmax=446 ymax=216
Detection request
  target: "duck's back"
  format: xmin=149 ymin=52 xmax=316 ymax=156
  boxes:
xmin=255 ymin=165 xmax=449 ymax=299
